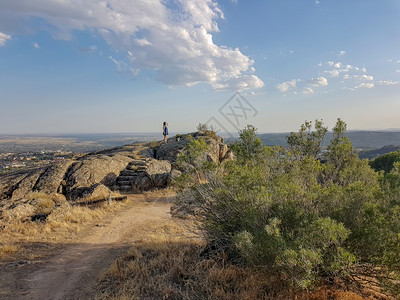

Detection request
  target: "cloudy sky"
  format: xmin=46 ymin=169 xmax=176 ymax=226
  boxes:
xmin=0 ymin=0 xmax=399 ymax=134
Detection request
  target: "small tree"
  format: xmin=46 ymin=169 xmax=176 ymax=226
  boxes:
xmin=286 ymin=119 xmax=328 ymax=159
xmin=196 ymin=123 xmax=208 ymax=132
xmin=230 ymin=125 xmax=263 ymax=162
xmin=324 ymin=119 xmax=356 ymax=174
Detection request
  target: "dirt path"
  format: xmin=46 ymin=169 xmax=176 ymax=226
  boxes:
xmin=5 ymin=192 xmax=182 ymax=300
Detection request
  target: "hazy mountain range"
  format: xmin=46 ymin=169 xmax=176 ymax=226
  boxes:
xmin=1 ymin=131 xmax=400 ymax=154
xmin=259 ymin=131 xmax=400 ymax=150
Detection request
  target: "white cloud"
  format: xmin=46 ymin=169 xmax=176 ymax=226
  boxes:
xmin=135 ymin=38 xmax=151 ymax=46
xmin=33 ymin=42 xmax=40 ymax=48
xmin=309 ymin=76 xmax=328 ymax=87
xmin=315 ymin=0 xmax=320 ymax=4
xmin=109 ymin=56 xmax=128 ymax=73
xmin=0 ymin=32 xmax=11 ymax=46
xmin=357 ymin=83 xmax=374 ymax=89
xmin=317 ymin=63 xmax=323 ymax=67
xmin=353 ymin=74 xmax=374 ymax=81
xmin=396 ymin=70 xmax=400 ymax=73
xmin=0 ymin=0 xmax=262 ymax=90
xmin=339 ymin=50 xmax=346 ymax=56
xmin=213 ymin=75 xmax=264 ymax=90
xmin=343 ymin=87 xmax=355 ymax=91
xmin=334 ymin=62 xmax=342 ymax=69
xmin=303 ymin=87 xmax=314 ymax=94
xmin=324 ymin=70 xmax=340 ymax=78
xmin=276 ymin=79 xmax=300 ymax=93
xmin=377 ymin=80 xmax=399 ymax=86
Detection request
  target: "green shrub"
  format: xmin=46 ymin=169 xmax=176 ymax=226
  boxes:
xmin=181 ymin=120 xmax=400 ymax=294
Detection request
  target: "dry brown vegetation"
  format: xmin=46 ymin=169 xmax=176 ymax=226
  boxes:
xmin=0 ymin=192 xmax=127 ymax=262
xmin=95 ymin=222 xmax=389 ymax=300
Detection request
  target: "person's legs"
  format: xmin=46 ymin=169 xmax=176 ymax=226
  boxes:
xmin=164 ymin=135 xmax=167 ymax=143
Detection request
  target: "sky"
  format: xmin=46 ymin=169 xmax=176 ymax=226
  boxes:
xmin=0 ymin=0 xmax=399 ymax=135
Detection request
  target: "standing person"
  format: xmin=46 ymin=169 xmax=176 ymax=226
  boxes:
xmin=163 ymin=122 xmax=168 ymax=143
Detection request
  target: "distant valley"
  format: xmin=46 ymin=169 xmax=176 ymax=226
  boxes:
xmin=0 ymin=133 xmax=161 ymax=154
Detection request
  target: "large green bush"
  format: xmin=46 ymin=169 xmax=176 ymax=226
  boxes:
xmin=183 ymin=120 xmax=400 ymax=294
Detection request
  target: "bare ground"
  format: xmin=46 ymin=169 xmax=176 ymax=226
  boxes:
xmin=0 ymin=190 xmax=193 ymax=300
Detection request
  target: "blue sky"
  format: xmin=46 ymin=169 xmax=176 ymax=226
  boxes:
xmin=0 ymin=0 xmax=399 ymax=134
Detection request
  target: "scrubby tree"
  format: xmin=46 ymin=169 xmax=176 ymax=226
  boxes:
xmin=230 ymin=125 xmax=263 ymax=162
xmin=325 ymin=118 xmax=356 ymax=170
xmin=286 ymin=119 xmax=328 ymax=159
xmin=196 ymin=123 xmax=208 ymax=132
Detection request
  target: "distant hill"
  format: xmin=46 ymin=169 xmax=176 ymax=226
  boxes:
xmin=358 ymin=145 xmax=400 ymax=160
xmin=258 ymin=131 xmax=400 ymax=150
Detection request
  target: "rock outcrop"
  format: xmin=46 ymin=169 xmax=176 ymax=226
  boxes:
xmin=64 ymin=154 xmax=131 ymax=199
xmin=0 ymin=131 xmax=231 ymax=220
xmin=115 ymin=158 xmax=172 ymax=193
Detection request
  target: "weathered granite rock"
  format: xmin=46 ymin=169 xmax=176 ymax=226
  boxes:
xmin=29 ymin=198 xmax=56 ymax=214
xmin=48 ymin=193 xmax=68 ymax=206
xmin=33 ymin=160 xmax=74 ymax=194
xmin=65 ymin=154 xmax=131 ymax=199
xmin=152 ymin=173 xmax=171 ymax=188
xmin=156 ymin=139 xmax=189 ymax=162
xmin=2 ymin=203 xmax=35 ymax=222
xmin=81 ymin=183 xmax=110 ymax=201
xmin=146 ymin=160 xmax=171 ymax=176
xmin=0 ymin=172 xmax=29 ymax=200
xmin=156 ymin=133 xmax=225 ymax=164
xmin=222 ymin=149 xmax=235 ymax=161
xmin=8 ymin=170 xmax=44 ymax=201
xmin=219 ymin=144 xmax=228 ymax=160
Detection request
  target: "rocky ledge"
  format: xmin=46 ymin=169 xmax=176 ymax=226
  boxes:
xmin=0 ymin=132 xmax=231 ymax=220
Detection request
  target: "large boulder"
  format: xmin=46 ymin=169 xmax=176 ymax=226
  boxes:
xmin=156 ymin=139 xmax=189 ymax=162
xmin=146 ymin=160 xmax=171 ymax=176
xmin=81 ymin=183 xmax=110 ymax=201
xmin=6 ymin=170 xmax=44 ymax=201
xmin=1 ymin=203 xmax=35 ymax=222
xmin=64 ymin=154 xmax=131 ymax=199
xmin=29 ymin=197 xmax=56 ymax=214
xmin=0 ymin=171 xmax=30 ymax=200
xmin=33 ymin=160 xmax=74 ymax=194
xmin=156 ymin=133 xmax=225 ymax=164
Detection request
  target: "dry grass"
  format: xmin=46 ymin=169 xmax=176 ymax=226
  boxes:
xmin=0 ymin=197 xmax=128 ymax=261
xmin=95 ymin=219 xmax=282 ymax=300
xmin=96 ymin=239 xmax=316 ymax=300
xmin=96 ymin=240 xmax=395 ymax=300
xmin=94 ymin=216 xmax=394 ymax=300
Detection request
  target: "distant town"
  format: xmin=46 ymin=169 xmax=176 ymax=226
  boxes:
xmin=0 ymin=151 xmax=75 ymax=174
xmin=0 ymin=133 xmax=162 ymax=174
